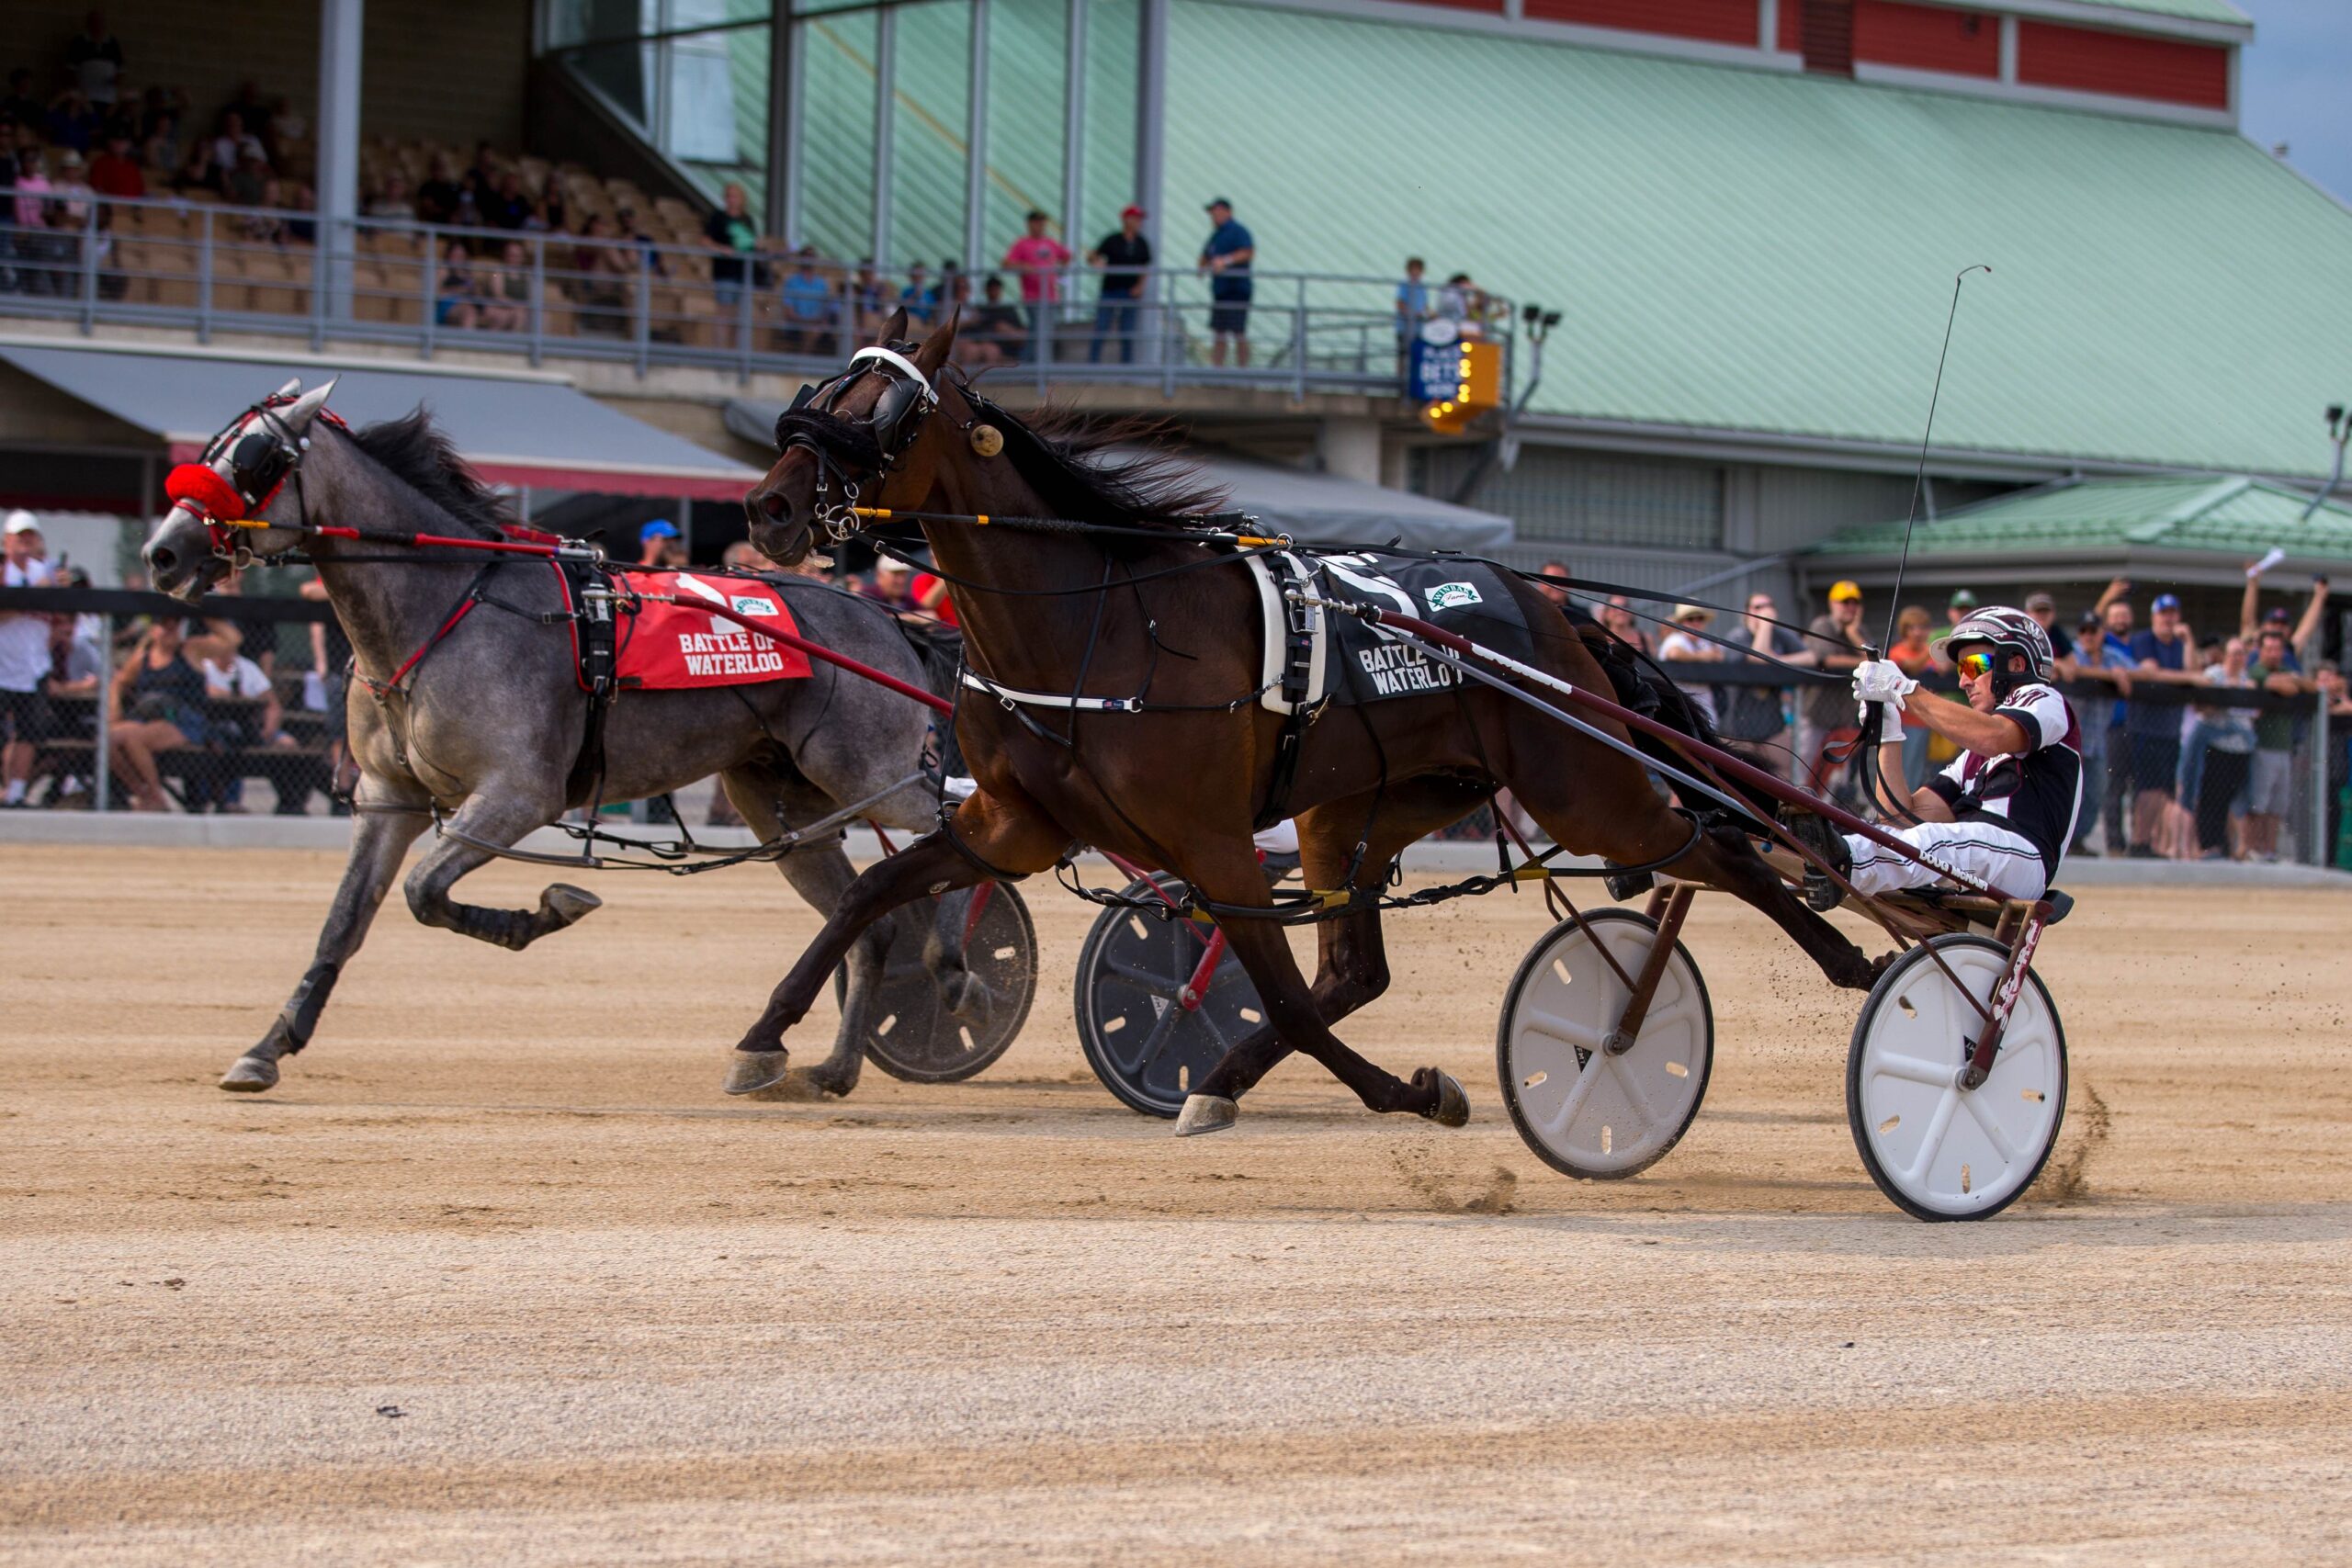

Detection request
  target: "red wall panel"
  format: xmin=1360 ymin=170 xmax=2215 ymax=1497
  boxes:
xmin=2017 ymin=19 xmax=2230 ymax=109
xmin=1780 ymin=0 xmax=1804 ymax=51
xmin=1392 ymin=0 xmax=1507 ymax=11
xmin=1523 ymin=0 xmax=1760 ymax=48
xmin=1854 ymin=0 xmax=1998 ymax=77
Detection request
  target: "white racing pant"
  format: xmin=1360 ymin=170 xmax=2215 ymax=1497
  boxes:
xmin=1842 ymin=818 xmax=2049 ymax=902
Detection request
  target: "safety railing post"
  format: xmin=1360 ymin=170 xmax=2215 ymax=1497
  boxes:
xmin=79 ymin=198 xmax=99 ymax=332
xmin=528 ymin=232 xmax=546 ymax=368
xmin=94 ymin=613 xmax=111 ymax=813
xmin=739 ymin=263 xmax=755 ymax=384
xmin=196 ymin=208 xmax=214 ymax=344
xmin=1159 ymin=271 xmax=1178 ymax=399
xmin=310 ymin=212 xmax=330 ymax=352
xmin=1292 ymin=274 xmax=1307 ymax=400
xmin=633 ymin=246 xmax=651 ymax=377
xmin=2312 ymin=688 xmax=2331 ymax=866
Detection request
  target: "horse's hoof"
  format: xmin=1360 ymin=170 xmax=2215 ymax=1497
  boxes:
xmin=722 ymin=1049 xmax=790 ymax=1096
xmin=1422 ymin=1070 xmax=1471 ymax=1129
xmin=1174 ymin=1094 xmax=1239 ymax=1137
xmin=944 ymin=972 xmax=993 ymax=1026
xmin=219 ymin=1055 xmax=278 ymax=1093
xmin=546 ymin=884 xmax=602 ymax=925
xmin=745 ymin=1068 xmax=844 ymax=1102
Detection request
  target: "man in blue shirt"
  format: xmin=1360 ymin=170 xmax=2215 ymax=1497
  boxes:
xmin=1198 ymin=197 xmax=1254 ymax=367
xmin=2124 ymin=592 xmax=2192 ymax=856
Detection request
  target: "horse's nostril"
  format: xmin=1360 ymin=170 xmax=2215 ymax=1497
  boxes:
xmin=149 ymin=544 xmax=177 ymax=576
xmin=760 ymin=490 xmax=787 ymax=521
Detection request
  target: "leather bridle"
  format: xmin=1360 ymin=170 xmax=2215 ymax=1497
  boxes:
xmin=771 ymin=344 xmax=938 ymax=544
xmin=164 ymin=392 xmax=343 ymax=568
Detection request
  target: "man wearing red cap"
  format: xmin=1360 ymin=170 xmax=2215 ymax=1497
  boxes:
xmin=1086 ymin=205 xmax=1153 ymax=364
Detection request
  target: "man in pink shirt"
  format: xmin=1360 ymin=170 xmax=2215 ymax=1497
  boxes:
xmin=1001 ymin=209 xmax=1071 ymax=362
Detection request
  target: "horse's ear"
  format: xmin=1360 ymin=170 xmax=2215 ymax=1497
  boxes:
xmin=875 ymin=305 xmax=908 ymax=347
xmin=273 ymin=377 xmax=303 ymax=400
xmin=280 ymin=378 xmax=338 ymax=436
xmin=914 ymin=309 xmax=960 ymax=378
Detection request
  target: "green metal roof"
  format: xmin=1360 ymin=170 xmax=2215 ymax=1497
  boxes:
xmin=2075 ymin=0 xmax=2249 ymax=27
xmin=1808 ymin=475 xmax=2352 ymax=561
xmin=1160 ymin=0 xmax=2351 ymax=479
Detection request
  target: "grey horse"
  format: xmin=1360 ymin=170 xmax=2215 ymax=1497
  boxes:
xmin=140 ymin=379 xmax=971 ymax=1099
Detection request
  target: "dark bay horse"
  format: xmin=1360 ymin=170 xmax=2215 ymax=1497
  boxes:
xmin=141 ymin=380 xmax=983 ymax=1099
xmin=732 ymin=313 xmax=1881 ymax=1134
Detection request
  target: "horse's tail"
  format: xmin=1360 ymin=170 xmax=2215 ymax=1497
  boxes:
xmin=894 ymin=617 xmax=965 ymax=705
xmin=1588 ymin=628 xmax=1781 ymax=827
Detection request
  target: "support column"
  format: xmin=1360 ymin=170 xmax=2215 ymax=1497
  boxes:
xmin=766 ymin=9 xmax=797 ymax=242
xmin=1317 ymin=417 xmax=1383 ymax=488
xmin=872 ymin=4 xmax=896 ymax=265
xmin=1061 ymin=0 xmax=1087 ymax=244
xmin=964 ymin=0 xmax=991 ymax=277
xmin=1136 ymin=0 xmax=1168 ymax=256
xmin=1998 ymin=15 xmax=2018 ymax=84
xmin=314 ymin=0 xmax=362 ymax=320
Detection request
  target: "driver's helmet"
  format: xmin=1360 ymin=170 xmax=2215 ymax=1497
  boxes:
xmin=1946 ymin=606 xmax=2054 ymax=687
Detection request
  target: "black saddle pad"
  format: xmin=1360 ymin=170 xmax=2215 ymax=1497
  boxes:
xmin=1310 ymin=554 xmax=1536 ymax=705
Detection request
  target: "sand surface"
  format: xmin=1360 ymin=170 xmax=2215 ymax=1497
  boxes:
xmin=4 ymin=845 xmax=2349 ymax=1564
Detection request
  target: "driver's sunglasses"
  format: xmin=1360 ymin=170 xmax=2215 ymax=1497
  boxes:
xmin=1955 ymin=650 xmax=1996 ymax=681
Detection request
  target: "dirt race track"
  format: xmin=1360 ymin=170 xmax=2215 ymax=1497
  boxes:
xmin=4 ymin=843 xmax=2351 ymax=1565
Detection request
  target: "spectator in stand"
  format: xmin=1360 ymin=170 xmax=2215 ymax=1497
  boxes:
xmin=2025 ymin=592 xmax=2075 ymax=678
xmin=900 ymin=260 xmax=937 ymax=326
xmin=12 ymin=148 xmax=56 ymax=298
xmin=1 ymin=512 xmax=56 ymax=807
xmin=0 ymin=72 xmax=42 ymax=133
xmin=1001 ymin=209 xmax=1071 ymax=362
xmin=1437 ymin=272 xmax=1475 ymax=333
xmin=485 ymin=171 xmax=529 ymax=230
xmin=1803 ymin=581 xmax=1871 ymax=791
xmin=86 ymin=130 xmax=141 ymax=198
xmin=1086 ymin=205 xmax=1151 ymax=364
xmin=1888 ymin=605 xmax=1937 ymax=786
xmin=777 ymin=245 xmax=833 ymax=354
xmin=194 ymin=637 xmax=293 ymax=813
xmin=721 ymin=540 xmax=769 ymax=573
xmin=859 ymin=560 xmax=918 ymax=613
xmin=435 ymin=239 xmax=480 ymax=330
xmin=1197 ymin=197 xmax=1254 ymax=367
xmin=1396 ymin=256 xmax=1429 ymax=352
xmin=638 ymin=519 xmax=684 ymax=568
xmin=475 ymin=238 xmax=531 ymax=332
xmin=1656 ymin=604 xmax=1723 ymax=727
xmin=2181 ymin=637 xmax=2256 ymax=859
xmin=1599 ymin=593 xmax=1651 ymax=657
xmin=45 ymin=89 xmax=100 ymax=156
xmin=570 ymin=214 xmax=632 ymax=334
xmin=2239 ymin=559 xmax=2328 ymax=666
xmin=367 ymin=172 xmax=416 ymax=221
xmin=964 ymin=275 xmax=1028 ymax=367
xmin=107 ymin=616 xmax=212 ymax=811
xmin=66 ymin=11 xmax=126 ymax=109
xmin=225 ymin=149 xmax=268 ymax=209
xmin=848 ymin=257 xmax=898 ymax=339
xmin=208 ymin=111 xmax=264 ymax=190
xmin=415 ymin=153 xmax=460 ymax=226
xmin=704 ymin=181 xmax=765 ymax=344
xmin=1928 ymin=587 xmax=1976 ymax=652
xmin=2093 ymin=591 xmax=2137 ymax=854
xmin=1716 ymin=591 xmax=1815 ymax=783
xmin=910 ymin=560 xmax=958 ymax=627
xmin=2125 ymin=591 xmax=2195 ymax=857
xmin=2244 ymin=625 xmax=2307 ymax=862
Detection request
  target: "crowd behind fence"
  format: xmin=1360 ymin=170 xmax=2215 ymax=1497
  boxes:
xmin=0 ymin=195 xmax=1501 ymax=399
xmin=5 ymin=570 xmax=2346 ymax=873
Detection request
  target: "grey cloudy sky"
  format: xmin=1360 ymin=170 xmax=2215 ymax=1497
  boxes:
xmin=2236 ymin=1 xmax=2352 ymax=204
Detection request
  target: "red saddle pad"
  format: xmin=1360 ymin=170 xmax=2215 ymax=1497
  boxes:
xmin=606 ymin=570 xmax=814 ymax=688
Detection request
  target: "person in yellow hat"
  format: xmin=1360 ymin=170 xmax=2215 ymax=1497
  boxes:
xmin=1800 ymin=581 xmax=1870 ymax=787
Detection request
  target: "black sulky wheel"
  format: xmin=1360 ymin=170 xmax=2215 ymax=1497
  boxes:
xmin=835 ymin=880 xmax=1039 ymax=1083
xmin=1074 ymin=873 xmax=1267 ymax=1118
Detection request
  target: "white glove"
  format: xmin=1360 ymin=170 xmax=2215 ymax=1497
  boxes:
xmin=1852 ymin=659 xmax=1917 ymax=742
xmin=1852 ymin=659 xmax=1918 ymax=708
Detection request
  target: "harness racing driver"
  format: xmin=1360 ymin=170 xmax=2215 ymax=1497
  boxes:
xmin=1801 ymin=606 xmax=2082 ymax=908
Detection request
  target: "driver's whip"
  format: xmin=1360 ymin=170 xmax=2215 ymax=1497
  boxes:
xmin=1882 ymin=264 xmax=1991 ymax=650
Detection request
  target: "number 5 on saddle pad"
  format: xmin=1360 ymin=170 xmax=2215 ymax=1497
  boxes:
xmin=552 ymin=567 xmax=815 ymax=689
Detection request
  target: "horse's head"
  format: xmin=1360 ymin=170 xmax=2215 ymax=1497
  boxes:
xmin=745 ymin=310 xmax=964 ymax=565
xmin=143 ymin=378 xmax=339 ymax=602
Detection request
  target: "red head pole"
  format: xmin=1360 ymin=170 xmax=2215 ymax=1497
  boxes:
xmin=687 ymin=598 xmax=954 ymax=716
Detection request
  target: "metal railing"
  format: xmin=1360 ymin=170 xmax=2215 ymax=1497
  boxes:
xmin=0 ymin=194 xmax=1512 ymax=397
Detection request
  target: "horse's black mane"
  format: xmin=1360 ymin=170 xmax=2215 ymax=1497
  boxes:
xmin=345 ymin=408 xmax=516 ymax=537
xmin=957 ymin=379 xmax=1227 ymax=530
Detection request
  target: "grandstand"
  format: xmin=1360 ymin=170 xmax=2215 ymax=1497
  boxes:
xmin=4 ymin=0 xmax=2350 ymax=605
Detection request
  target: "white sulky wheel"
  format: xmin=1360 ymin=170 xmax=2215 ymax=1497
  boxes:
xmin=1847 ymin=933 xmax=2067 ymax=1222
xmin=1497 ymin=908 xmax=1714 ymax=1179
